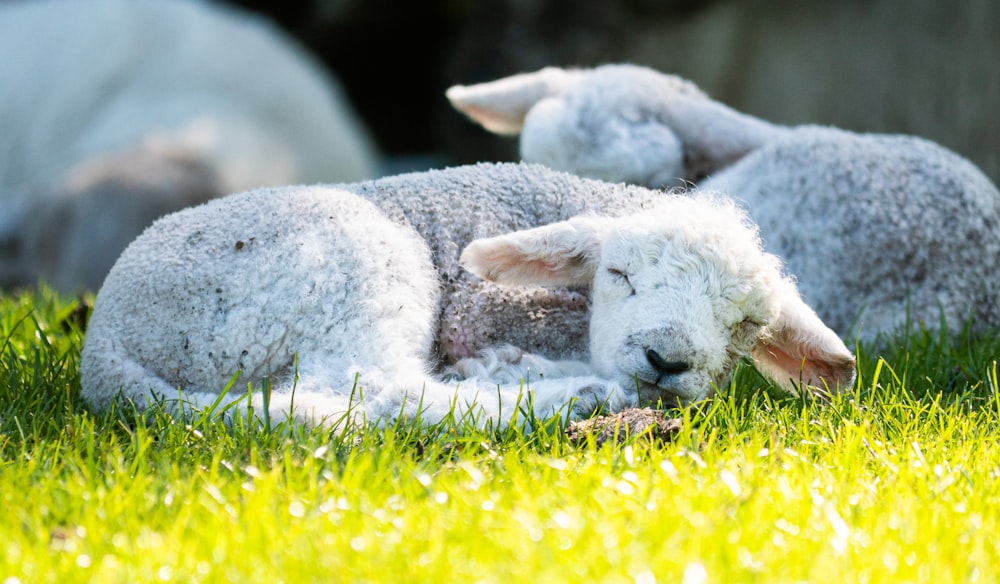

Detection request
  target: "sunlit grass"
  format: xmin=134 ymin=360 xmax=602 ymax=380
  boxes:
xmin=1 ymin=288 xmax=998 ymax=583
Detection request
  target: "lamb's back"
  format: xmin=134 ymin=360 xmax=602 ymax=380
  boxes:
xmin=707 ymin=127 xmax=1000 ymax=334
xmin=344 ymin=162 xmax=662 ymax=276
xmin=343 ymin=162 xmax=667 ymax=361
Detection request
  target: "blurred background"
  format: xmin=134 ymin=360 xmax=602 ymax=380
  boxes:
xmin=3 ymin=0 xmax=998 ymax=294
xmin=229 ymin=0 xmax=1000 ymax=184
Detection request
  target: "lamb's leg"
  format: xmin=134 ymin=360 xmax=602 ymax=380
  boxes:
xmin=364 ymin=372 xmax=636 ymax=428
xmin=84 ymin=338 xmax=629 ymax=430
xmin=271 ymin=366 xmax=635 ymax=429
xmin=444 ymin=343 xmax=595 ymax=384
xmin=249 ymin=386 xmax=357 ymax=428
xmin=81 ymin=339 xmax=360 ymax=427
xmin=81 ymin=338 xmax=216 ymax=414
xmin=508 ymin=375 xmax=636 ymax=420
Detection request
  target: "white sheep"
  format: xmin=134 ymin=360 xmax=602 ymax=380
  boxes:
xmin=0 ymin=0 xmax=377 ymax=293
xmin=448 ymin=64 xmax=1000 ymax=340
xmin=80 ymin=163 xmax=854 ymax=427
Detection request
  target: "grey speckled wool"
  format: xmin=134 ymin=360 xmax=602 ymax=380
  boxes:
xmin=705 ymin=128 xmax=1000 ymax=339
xmin=341 ymin=162 xmax=664 ymax=366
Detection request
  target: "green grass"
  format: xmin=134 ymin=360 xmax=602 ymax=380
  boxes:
xmin=2 ymin=288 xmax=999 ymax=583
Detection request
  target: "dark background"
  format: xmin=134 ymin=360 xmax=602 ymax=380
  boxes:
xmin=227 ymin=0 xmax=1000 ymax=184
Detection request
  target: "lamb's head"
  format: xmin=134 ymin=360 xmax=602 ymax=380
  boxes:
xmin=447 ymin=64 xmax=712 ymax=188
xmin=459 ymin=194 xmax=856 ymax=406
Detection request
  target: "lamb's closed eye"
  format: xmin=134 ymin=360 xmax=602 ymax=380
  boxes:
xmin=605 ymin=267 xmax=635 ymax=295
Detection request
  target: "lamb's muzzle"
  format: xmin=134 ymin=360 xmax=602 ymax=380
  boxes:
xmin=644 ymin=349 xmax=691 ymax=376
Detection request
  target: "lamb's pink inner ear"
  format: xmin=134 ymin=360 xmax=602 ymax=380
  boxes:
xmin=751 ymin=294 xmax=857 ymax=396
xmin=452 ymin=104 xmax=523 ymax=135
xmin=446 ymin=84 xmax=536 ymax=135
xmin=752 ymin=338 xmax=856 ymax=396
xmin=459 ymin=239 xmax=558 ymax=283
xmin=446 ymin=68 xmax=579 ymax=135
xmin=459 ymin=220 xmax=602 ymax=287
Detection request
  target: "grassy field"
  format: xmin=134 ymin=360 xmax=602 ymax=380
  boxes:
xmin=1 ymin=288 xmax=999 ymax=583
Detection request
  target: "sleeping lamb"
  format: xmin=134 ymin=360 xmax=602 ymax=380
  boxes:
xmin=447 ymin=64 xmax=1000 ymax=340
xmin=0 ymin=0 xmax=377 ymax=293
xmin=80 ymin=164 xmax=854 ymax=427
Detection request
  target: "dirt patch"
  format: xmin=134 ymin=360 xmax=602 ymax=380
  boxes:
xmin=566 ymin=408 xmax=683 ymax=446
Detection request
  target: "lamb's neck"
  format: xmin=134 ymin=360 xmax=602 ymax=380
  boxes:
xmin=670 ymin=98 xmax=789 ymax=180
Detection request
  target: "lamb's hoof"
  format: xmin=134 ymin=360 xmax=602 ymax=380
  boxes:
xmin=566 ymin=408 xmax=683 ymax=446
xmin=440 ymin=372 xmax=462 ymax=382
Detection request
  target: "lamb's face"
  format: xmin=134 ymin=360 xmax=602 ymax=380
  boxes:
xmin=587 ymin=223 xmax=770 ymax=406
xmin=518 ymin=82 xmax=689 ymax=190
xmin=460 ymin=197 xmax=857 ymax=404
xmin=448 ymin=64 xmax=708 ymax=189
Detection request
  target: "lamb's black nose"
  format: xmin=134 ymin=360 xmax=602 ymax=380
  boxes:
xmin=645 ymin=348 xmax=690 ymax=375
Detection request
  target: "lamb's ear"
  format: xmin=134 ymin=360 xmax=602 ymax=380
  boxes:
xmin=460 ymin=218 xmax=605 ymax=287
xmin=751 ymin=286 xmax=856 ymax=397
xmin=446 ymin=67 xmax=581 ymax=135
